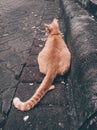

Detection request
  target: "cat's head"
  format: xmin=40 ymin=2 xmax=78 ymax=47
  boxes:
xmin=44 ymin=18 xmax=60 ymax=35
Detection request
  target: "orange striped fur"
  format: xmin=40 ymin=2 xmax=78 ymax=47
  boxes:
xmin=13 ymin=18 xmax=71 ymax=111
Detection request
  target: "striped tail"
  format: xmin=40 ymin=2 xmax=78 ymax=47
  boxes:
xmin=13 ymin=70 xmax=56 ymax=111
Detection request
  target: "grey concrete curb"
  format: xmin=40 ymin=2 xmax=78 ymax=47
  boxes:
xmin=78 ymin=0 xmax=97 ymax=17
xmin=61 ymin=0 xmax=97 ymax=129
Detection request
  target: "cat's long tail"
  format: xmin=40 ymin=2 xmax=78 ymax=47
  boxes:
xmin=13 ymin=69 xmax=56 ymax=111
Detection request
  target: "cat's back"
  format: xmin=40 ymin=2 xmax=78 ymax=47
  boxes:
xmin=52 ymin=35 xmax=68 ymax=50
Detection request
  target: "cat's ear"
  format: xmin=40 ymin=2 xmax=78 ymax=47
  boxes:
xmin=53 ymin=18 xmax=59 ymax=27
xmin=53 ymin=18 xmax=58 ymax=23
xmin=44 ymin=23 xmax=51 ymax=34
xmin=44 ymin=23 xmax=49 ymax=28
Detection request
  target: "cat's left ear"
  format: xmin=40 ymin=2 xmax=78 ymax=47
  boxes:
xmin=44 ymin=23 xmax=49 ymax=28
xmin=44 ymin=23 xmax=51 ymax=34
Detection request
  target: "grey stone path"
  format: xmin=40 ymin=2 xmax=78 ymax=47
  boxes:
xmin=0 ymin=0 xmax=72 ymax=130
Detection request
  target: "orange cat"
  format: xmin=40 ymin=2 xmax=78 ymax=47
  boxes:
xmin=13 ymin=18 xmax=71 ymax=111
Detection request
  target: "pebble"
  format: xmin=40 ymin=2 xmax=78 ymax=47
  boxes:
xmin=29 ymin=83 xmax=34 ymax=86
xmin=23 ymin=115 xmax=29 ymax=122
xmin=3 ymin=34 xmax=9 ymax=37
xmin=61 ymin=81 xmax=65 ymax=84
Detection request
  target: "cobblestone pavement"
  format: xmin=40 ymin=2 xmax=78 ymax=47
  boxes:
xmin=0 ymin=0 xmax=72 ymax=130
